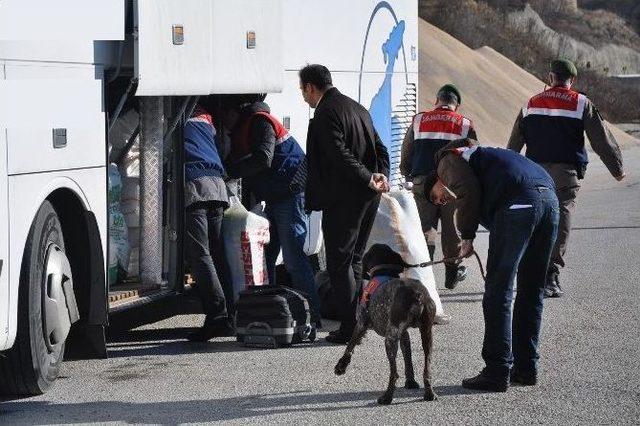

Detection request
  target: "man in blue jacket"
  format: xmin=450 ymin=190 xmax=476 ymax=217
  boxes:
xmin=183 ymin=104 xmax=234 ymax=342
xmin=426 ymin=138 xmax=559 ymax=391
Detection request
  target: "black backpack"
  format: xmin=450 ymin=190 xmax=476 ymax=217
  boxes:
xmin=235 ymin=285 xmax=316 ymax=348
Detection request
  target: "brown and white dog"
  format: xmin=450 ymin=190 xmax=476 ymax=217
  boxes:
xmin=334 ymin=243 xmax=437 ymax=404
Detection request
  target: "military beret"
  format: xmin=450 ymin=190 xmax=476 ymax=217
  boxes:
xmin=551 ymin=59 xmax=578 ymax=77
xmin=437 ymin=83 xmax=462 ymax=105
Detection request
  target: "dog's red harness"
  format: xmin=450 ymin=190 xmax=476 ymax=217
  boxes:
xmin=360 ymin=275 xmax=394 ymax=307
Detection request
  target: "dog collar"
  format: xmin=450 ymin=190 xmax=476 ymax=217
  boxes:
xmin=367 ymin=264 xmax=405 ymax=277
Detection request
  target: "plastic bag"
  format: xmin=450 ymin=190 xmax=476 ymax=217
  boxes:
xmin=108 ymin=164 xmax=131 ymax=287
xmin=367 ymin=191 xmax=448 ymax=324
xmin=222 ymin=197 xmax=271 ymax=300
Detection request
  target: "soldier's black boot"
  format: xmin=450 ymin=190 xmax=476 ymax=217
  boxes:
xmin=445 ymin=264 xmax=467 ymax=290
xmin=544 ymin=269 xmax=563 ymax=298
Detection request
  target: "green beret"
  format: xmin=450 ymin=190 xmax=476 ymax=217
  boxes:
xmin=551 ymin=59 xmax=577 ymax=77
xmin=437 ymin=84 xmax=462 ymax=105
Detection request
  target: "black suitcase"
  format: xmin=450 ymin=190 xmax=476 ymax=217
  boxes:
xmin=235 ymin=285 xmax=316 ymax=348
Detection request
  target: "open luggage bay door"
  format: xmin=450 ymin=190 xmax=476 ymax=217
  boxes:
xmin=135 ymin=0 xmax=284 ymax=96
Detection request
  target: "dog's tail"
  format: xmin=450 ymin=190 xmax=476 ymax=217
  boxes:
xmin=390 ymin=287 xmax=425 ymax=328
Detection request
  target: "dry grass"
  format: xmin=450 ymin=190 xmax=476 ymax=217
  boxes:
xmin=579 ymin=0 xmax=640 ymax=34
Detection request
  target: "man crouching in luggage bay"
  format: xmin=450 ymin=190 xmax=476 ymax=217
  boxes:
xmin=425 ymin=138 xmax=559 ymax=391
xmin=225 ymin=98 xmax=322 ymax=327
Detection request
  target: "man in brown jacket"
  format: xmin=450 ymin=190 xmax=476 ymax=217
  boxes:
xmin=508 ymin=59 xmax=625 ymax=298
xmin=426 ymin=138 xmax=559 ymax=392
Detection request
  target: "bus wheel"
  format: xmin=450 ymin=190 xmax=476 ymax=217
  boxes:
xmin=0 ymin=201 xmax=73 ymax=397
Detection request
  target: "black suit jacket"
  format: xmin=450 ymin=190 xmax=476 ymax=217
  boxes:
xmin=305 ymin=88 xmax=390 ymax=211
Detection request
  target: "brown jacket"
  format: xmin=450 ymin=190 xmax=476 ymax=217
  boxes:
xmin=433 ymin=139 xmax=482 ymax=240
xmin=507 ymin=96 xmax=624 ymax=178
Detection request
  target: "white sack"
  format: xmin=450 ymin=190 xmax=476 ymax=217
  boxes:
xmin=222 ymin=197 xmax=271 ymax=300
xmin=366 ymin=191 xmax=449 ymax=324
xmin=109 ymin=108 xmax=141 ymax=177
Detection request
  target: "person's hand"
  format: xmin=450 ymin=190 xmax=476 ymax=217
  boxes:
xmin=614 ymin=173 xmax=626 ymax=182
xmin=460 ymin=239 xmax=475 ymax=258
xmin=369 ymin=173 xmax=390 ymax=193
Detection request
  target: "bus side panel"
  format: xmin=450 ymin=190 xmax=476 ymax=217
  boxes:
xmin=281 ymin=0 xmax=419 ymax=75
xmin=4 ymin=63 xmax=105 ymax=175
xmin=0 ymin=120 xmax=9 ymax=350
xmin=5 ymin=169 xmax=107 ymax=350
xmin=0 ymin=0 xmax=124 ymax=42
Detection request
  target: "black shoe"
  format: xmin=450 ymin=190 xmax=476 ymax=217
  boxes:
xmin=462 ymin=369 xmax=509 ymax=392
xmin=544 ymin=271 xmax=563 ymax=298
xmin=325 ymin=330 xmax=352 ymax=345
xmin=187 ymin=319 xmax=235 ymax=342
xmin=510 ymin=370 xmax=537 ymax=386
xmin=445 ymin=264 xmax=468 ymax=290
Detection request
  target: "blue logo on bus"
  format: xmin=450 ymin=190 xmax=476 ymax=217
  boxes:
xmin=358 ymin=1 xmax=410 ymax=152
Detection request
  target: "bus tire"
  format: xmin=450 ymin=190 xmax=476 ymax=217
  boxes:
xmin=0 ymin=201 xmax=71 ymax=397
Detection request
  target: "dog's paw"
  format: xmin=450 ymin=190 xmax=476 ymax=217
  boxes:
xmin=405 ymin=379 xmax=420 ymax=389
xmin=423 ymin=388 xmax=438 ymax=401
xmin=334 ymin=355 xmax=351 ymax=376
xmin=377 ymin=393 xmax=394 ymax=405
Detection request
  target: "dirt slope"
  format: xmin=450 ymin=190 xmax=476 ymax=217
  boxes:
xmin=418 ymin=19 xmax=639 ymax=148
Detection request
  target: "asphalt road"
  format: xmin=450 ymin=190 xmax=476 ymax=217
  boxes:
xmin=1 ymin=146 xmax=639 ymax=425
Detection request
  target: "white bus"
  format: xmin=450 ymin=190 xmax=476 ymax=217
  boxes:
xmin=0 ymin=0 xmax=418 ymax=396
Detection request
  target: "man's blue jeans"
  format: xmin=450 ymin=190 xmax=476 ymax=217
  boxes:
xmin=482 ymin=187 xmax=559 ymax=379
xmin=265 ymin=193 xmax=322 ymax=318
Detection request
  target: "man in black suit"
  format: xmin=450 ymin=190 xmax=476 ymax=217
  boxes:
xmin=299 ymin=64 xmax=390 ymax=344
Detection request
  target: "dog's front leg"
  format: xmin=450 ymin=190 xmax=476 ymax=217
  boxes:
xmin=378 ymin=335 xmax=400 ymax=405
xmin=334 ymin=320 xmax=368 ymax=376
xmin=400 ymin=330 xmax=420 ymax=389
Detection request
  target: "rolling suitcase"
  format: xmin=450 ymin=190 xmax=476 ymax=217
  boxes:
xmin=235 ymin=285 xmax=317 ymax=348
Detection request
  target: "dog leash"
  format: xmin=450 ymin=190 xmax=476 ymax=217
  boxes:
xmin=405 ymin=251 xmax=486 ymax=281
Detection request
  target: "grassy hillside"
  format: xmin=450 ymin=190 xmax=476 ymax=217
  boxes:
xmin=579 ymin=0 xmax=640 ymax=34
xmin=419 ymin=0 xmax=640 ymax=122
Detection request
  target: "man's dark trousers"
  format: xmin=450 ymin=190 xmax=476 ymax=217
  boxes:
xmin=482 ymin=187 xmax=559 ymax=379
xmin=186 ymin=201 xmax=234 ymax=320
xmin=322 ymin=195 xmax=381 ymax=334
